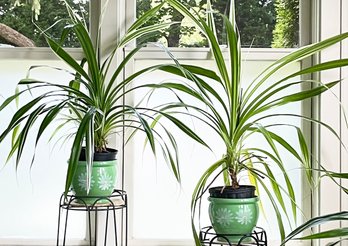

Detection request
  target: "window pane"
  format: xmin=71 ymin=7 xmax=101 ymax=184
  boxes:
xmin=0 ymin=0 xmax=89 ymax=48
xmin=136 ymin=0 xmax=299 ymax=48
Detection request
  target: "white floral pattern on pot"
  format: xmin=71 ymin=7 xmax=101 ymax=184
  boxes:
xmin=98 ymin=168 xmax=114 ymax=191
xmin=235 ymin=206 xmax=253 ymax=225
xmin=214 ymin=208 xmax=234 ymax=226
xmin=214 ymin=206 xmax=253 ymax=226
xmin=78 ymin=172 xmax=95 ymax=191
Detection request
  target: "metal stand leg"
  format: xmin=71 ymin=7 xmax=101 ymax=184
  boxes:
xmin=56 ymin=206 xmax=62 ymax=246
xmin=125 ymin=195 xmax=128 ymax=246
xmin=104 ymin=209 xmax=109 ymax=246
xmin=113 ymin=206 xmax=118 ymax=246
xmin=87 ymin=209 xmax=93 ymax=246
xmin=94 ymin=209 xmax=98 ymax=246
xmin=62 ymin=209 xmax=69 ymax=246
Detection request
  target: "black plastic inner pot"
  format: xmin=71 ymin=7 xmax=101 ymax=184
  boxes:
xmin=209 ymin=185 xmax=256 ymax=199
xmin=79 ymin=147 xmax=118 ymax=161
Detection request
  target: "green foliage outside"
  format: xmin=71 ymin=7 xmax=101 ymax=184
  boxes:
xmin=0 ymin=0 xmax=88 ymax=47
xmin=235 ymin=0 xmax=276 ymax=47
xmin=0 ymin=0 xmax=298 ymax=48
xmin=272 ymin=0 xmax=299 ymax=48
xmin=137 ymin=0 xmax=277 ymax=48
xmin=136 ymin=0 xmax=199 ymax=47
xmin=211 ymin=0 xmax=276 ymax=47
xmin=136 ymin=0 xmax=162 ymax=43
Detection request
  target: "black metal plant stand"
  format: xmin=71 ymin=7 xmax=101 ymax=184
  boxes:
xmin=56 ymin=189 xmax=128 ymax=246
xmin=200 ymin=226 xmax=267 ymax=246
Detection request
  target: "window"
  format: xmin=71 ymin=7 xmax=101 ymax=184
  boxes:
xmin=0 ymin=0 xmax=89 ymax=47
xmin=136 ymin=0 xmax=299 ymax=48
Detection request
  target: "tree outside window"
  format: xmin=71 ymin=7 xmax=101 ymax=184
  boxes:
xmin=0 ymin=0 xmax=89 ymax=47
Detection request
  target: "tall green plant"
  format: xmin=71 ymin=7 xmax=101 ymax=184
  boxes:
xmin=137 ymin=0 xmax=348 ymax=243
xmin=0 ymin=2 xmax=205 ymax=196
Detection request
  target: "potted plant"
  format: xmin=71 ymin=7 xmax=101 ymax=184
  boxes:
xmin=143 ymin=0 xmax=348 ymax=244
xmin=0 ymin=2 xmax=201 ymax=202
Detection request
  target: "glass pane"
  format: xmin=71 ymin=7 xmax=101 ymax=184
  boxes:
xmin=136 ymin=0 xmax=299 ymax=48
xmin=0 ymin=0 xmax=89 ymax=48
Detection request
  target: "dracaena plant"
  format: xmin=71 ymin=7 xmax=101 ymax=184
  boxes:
xmin=0 ymin=2 xmax=195 ymax=196
xmin=138 ymin=0 xmax=348 ymax=243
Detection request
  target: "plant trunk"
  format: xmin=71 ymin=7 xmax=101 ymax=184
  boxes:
xmin=166 ymin=10 xmax=184 ymax=47
xmin=230 ymin=171 xmax=239 ymax=189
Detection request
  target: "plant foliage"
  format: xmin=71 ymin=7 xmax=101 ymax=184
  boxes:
xmin=282 ymin=170 xmax=348 ymax=245
xmin=0 ymin=1 xmax=202 ymax=196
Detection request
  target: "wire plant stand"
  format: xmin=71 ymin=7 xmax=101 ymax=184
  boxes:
xmin=200 ymin=226 xmax=267 ymax=246
xmin=56 ymin=189 xmax=127 ymax=246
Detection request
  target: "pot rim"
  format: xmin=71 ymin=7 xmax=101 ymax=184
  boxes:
xmin=208 ymin=196 xmax=259 ymax=204
xmin=209 ymin=185 xmax=256 ymax=199
xmin=79 ymin=147 xmax=118 ymax=161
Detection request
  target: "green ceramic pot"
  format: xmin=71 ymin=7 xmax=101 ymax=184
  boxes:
xmin=71 ymin=148 xmax=117 ymax=204
xmin=208 ymin=186 xmax=259 ymax=243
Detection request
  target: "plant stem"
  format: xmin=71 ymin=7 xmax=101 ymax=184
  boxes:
xmin=229 ymin=169 xmax=239 ymax=189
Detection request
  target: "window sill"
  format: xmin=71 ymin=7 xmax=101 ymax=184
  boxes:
xmin=0 ymin=47 xmax=84 ymax=60
xmin=125 ymin=46 xmax=297 ymax=61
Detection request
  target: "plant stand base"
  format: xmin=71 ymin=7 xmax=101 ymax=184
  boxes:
xmin=56 ymin=189 xmax=128 ymax=246
xmin=200 ymin=226 xmax=267 ymax=246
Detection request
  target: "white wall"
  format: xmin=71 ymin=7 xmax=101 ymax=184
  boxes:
xmin=318 ymin=0 xmax=348 ymax=244
xmin=0 ymin=60 xmax=86 ymax=243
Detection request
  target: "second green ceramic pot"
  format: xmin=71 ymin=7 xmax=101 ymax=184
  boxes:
xmin=208 ymin=186 xmax=259 ymax=243
xmin=71 ymin=148 xmax=117 ymax=204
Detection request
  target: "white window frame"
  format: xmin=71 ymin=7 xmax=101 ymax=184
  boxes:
xmin=316 ymin=1 xmax=348 ymax=246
